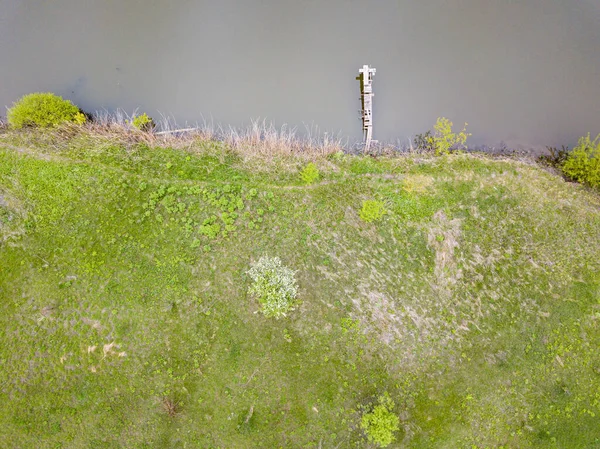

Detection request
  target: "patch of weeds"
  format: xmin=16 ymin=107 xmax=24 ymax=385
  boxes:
xmin=359 ymin=200 xmax=386 ymax=223
xmin=379 ymin=182 xmax=444 ymax=221
xmin=247 ymin=256 xmax=299 ymax=318
xmin=413 ymin=130 xmax=435 ymax=152
xmin=402 ymin=174 xmax=434 ymax=194
xmin=415 ymin=118 xmax=470 ymax=155
xmin=329 ymin=150 xmax=345 ymax=162
xmin=349 ymin=157 xmax=388 ymax=175
xmin=237 ymin=404 xmax=256 ymax=434
xmin=162 ymin=396 xmax=181 ymax=418
xmin=300 ymin=162 xmax=320 ymax=184
xmin=341 ymin=317 xmax=361 ymax=334
xmin=537 ymin=145 xmax=570 ymax=169
xmin=0 ymin=192 xmax=27 ymax=243
xmin=139 ymin=182 xmax=270 ymax=245
xmin=199 ymin=216 xmax=221 ymax=238
xmin=360 ymin=392 xmax=400 ymax=447
xmin=0 ymin=205 xmax=11 ymax=224
xmin=129 ymin=113 xmax=154 ymax=131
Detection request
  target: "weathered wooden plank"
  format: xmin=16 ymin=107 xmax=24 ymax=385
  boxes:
xmin=358 ymin=65 xmax=376 ymax=152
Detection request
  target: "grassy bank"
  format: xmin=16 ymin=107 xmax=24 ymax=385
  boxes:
xmin=1 ymin=128 xmax=599 ymax=448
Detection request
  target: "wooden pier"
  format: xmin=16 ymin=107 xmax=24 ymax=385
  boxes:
xmin=357 ymin=64 xmax=376 ymax=152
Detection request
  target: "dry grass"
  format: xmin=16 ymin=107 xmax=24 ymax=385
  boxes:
xmin=90 ymin=110 xmax=345 ymax=160
xmin=161 ymin=397 xmax=181 ymax=418
xmin=227 ymin=120 xmax=344 ymax=157
xmin=426 ymin=210 xmax=462 ymax=291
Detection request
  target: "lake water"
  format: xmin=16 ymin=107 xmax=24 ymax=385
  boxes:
xmin=1 ymin=0 xmax=599 ymax=149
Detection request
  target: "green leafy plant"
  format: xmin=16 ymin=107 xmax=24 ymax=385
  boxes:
xmin=413 ymin=130 xmax=436 ymax=152
xmin=199 ymin=216 xmax=221 ymax=239
xmin=330 ymin=150 xmax=345 ymax=162
xmin=7 ymin=92 xmax=83 ymax=128
xmin=562 ymin=134 xmax=600 ymax=188
xmin=359 ymin=200 xmax=386 ymax=223
xmin=131 ymin=113 xmax=154 ymax=131
xmin=247 ymin=256 xmax=298 ymax=318
xmin=537 ymin=145 xmax=571 ymax=169
xmin=360 ymin=393 xmax=400 ymax=448
xmin=300 ymin=162 xmax=320 ymax=184
xmin=432 ymin=117 xmax=470 ymax=155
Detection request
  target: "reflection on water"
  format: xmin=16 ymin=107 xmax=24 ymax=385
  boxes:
xmin=1 ymin=0 xmax=599 ymax=148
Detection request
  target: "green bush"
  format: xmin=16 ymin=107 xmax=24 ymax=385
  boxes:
xmin=562 ymin=134 xmax=600 ymax=188
xmin=360 ymin=393 xmax=400 ymax=448
xmin=413 ymin=130 xmax=435 ymax=152
xmin=414 ymin=117 xmax=470 ymax=155
xmin=131 ymin=113 xmax=154 ymax=131
xmin=360 ymin=200 xmax=386 ymax=223
xmin=432 ymin=117 xmax=470 ymax=155
xmin=300 ymin=162 xmax=320 ymax=184
xmin=7 ymin=93 xmax=83 ymax=129
xmin=247 ymin=256 xmax=298 ymax=318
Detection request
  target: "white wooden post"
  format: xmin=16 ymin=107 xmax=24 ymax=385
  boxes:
xmin=357 ymin=64 xmax=376 ymax=152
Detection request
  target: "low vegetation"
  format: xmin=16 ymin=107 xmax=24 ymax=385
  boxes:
xmin=7 ymin=92 xmax=85 ymax=129
xmin=413 ymin=117 xmax=470 ymax=155
xmin=360 ymin=393 xmax=400 ymax=447
xmin=130 ymin=112 xmax=155 ymax=132
xmin=359 ymin=199 xmax=386 ymax=223
xmin=0 ymin=104 xmax=599 ymax=447
xmin=562 ymin=133 xmax=600 ymax=188
xmin=300 ymin=162 xmax=320 ymax=185
xmin=247 ymin=256 xmax=299 ymax=318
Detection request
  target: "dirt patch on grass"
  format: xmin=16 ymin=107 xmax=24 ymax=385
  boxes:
xmin=0 ymin=188 xmax=27 ymax=244
xmin=349 ymin=283 xmax=469 ymax=368
xmin=427 ymin=210 xmax=462 ymax=294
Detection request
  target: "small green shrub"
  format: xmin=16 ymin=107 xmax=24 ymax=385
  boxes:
xmin=131 ymin=113 xmax=154 ymax=131
xmin=300 ymin=162 xmax=320 ymax=184
xmin=413 ymin=130 xmax=435 ymax=152
xmin=247 ymin=257 xmax=298 ymax=318
xmin=330 ymin=150 xmax=345 ymax=162
xmin=360 ymin=393 xmax=400 ymax=448
xmin=537 ymin=145 xmax=570 ymax=169
xmin=415 ymin=118 xmax=470 ymax=155
xmin=562 ymin=134 xmax=600 ymax=188
xmin=199 ymin=216 xmax=221 ymax=239
xmin=7 ymin=93 xmax=83 ymax=129
xmin=360 ymin=200 xmax=386 ymax=223
xmin=432 ymin=117 xmax=470 ymax=155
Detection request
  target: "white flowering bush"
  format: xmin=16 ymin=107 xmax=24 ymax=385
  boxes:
xmin=247 ymin=256 xmax=298 ymax=318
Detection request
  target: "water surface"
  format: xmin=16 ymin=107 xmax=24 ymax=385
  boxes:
xmin=1 ymin=0 xmax=599 ymax=148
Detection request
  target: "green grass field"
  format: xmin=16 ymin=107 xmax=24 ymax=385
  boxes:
xmin=1 ymin=129 xmax=599 ymax=448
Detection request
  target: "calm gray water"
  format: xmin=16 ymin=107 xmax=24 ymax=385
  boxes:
xmin=1 ymin=0 xmax=599 ymax=148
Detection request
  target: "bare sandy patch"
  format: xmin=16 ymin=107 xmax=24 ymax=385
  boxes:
xmin=427 ymin=210 xmax=462 ymax=293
